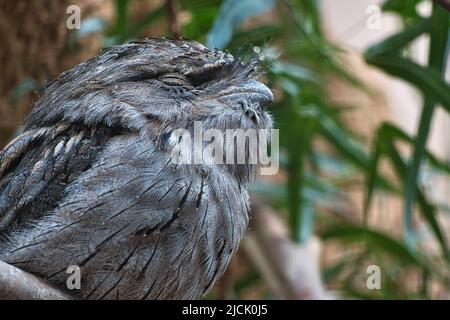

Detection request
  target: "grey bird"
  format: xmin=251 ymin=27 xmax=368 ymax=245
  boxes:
xmin=0 ymin=39 xmax=273 ymax=299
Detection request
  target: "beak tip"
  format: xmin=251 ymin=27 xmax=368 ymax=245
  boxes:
xmin=247 ymin=80 xmax=273 ymax=109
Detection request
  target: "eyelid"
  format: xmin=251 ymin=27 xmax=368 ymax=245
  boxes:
xmin=158 ymin=73 xmax=189 ymax=86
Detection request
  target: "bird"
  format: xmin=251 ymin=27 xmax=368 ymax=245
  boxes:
xmin=0 ymin=38 xmax=273 ymax=299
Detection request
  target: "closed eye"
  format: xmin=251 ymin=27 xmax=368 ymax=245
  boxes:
xmin=158 ymin=74 xmax=190 ymax=87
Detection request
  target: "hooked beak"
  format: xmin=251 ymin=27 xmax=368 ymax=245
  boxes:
xmin=241 ymin=79 xmax=273 ymax=109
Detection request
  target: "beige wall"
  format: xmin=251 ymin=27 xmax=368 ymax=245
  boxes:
xmin=321 ymin=0 xmax=450 ymax=160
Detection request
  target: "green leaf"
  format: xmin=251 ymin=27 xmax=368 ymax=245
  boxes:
xmin=365 ymin=17 xmax=431 ymax=58
xmin=381 ymin=0 xmax=421 ymax=22
xmin=386 ymin=141 xmax=449 ymax=260
xmin=206 ymin=0 xmax=276 ymax=49
xmin=182 ymin=2 xmax=220 ymax=41
xmin=364 ymin=11 xmax=450 ymax=114
xmin=234 ymin=271 xmax=261 ymax=294
xmin=305 ymin=107 xmax=369 ymax=169
xmin=375 ymin=123 xmax=450 ymax=175
xmin=277 ymin=77 xmax=300 ymax=97
xmin=115 ymin=0 xmax=129 ymax=42
xmin=321 ymin=224 xmax=429 ymax=269
xmin=271 ymin=61 xmax=318 ymax=83
xmin=363 ymin=131 xmax=383 ymax=223
xmin=392 ymin=5 xmax=450 ymax=252
xmin=366 ymin=55 xmax=450 ymax=111
xmin=283 ymin=1 xmax=366 ymax=90
xmin=364 ymin=121 xmax=450 ymax=236
xmin=403 ymin=5 xmax=449 ymax=250
xmin=286 ymin=103 xmax=307 ymax=243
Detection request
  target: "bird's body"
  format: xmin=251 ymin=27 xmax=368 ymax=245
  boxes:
xmin=0 ymin=39 xmax=272 ymax=299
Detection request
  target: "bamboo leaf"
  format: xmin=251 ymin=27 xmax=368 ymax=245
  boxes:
xmin=310 ymin=109 xmax=370 ymax=169
xmin=402 ymin=4 xmax=449 ymax=251
xmin=365 ymin=17 xmax=430 ymax=57
xmin=386 ymin=142 xmax=449 ymax=260
xmin=364 ymin=121 xmax=450 ymax=233
xmin=363 ymin=131 xmax=383 ymax=223
xmin=115 ymin=0 xmax=129 ymax=42
xmin=381 ymin=0 xmax=421 ymax=22
xmin=365 ymin=55 xmax=450 ymax=112
xmin=376 ymin=123 xmax=450 ymax=175
xmin=206 ymin=0 xmax=276 ymax=49
xmin=321 ymin=224 xmax=429 ymax=269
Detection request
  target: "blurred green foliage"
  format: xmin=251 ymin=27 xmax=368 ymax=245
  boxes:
xmin=76 ymin=0 xmax=450 ymax=299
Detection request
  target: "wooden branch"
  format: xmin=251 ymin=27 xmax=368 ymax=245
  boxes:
xmin=166 ymin=0 xmax=181 ymax=38
xmin=0 ymin=261 xmax=72 ymax=300
xmin=243 ymin=199 xmax=334 ymax=299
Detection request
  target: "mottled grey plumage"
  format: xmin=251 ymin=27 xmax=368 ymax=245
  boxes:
xmin=0 ymin=39 xmax=272 ymax=299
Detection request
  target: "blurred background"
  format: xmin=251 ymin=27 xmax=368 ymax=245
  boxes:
xmin=0 ymin=0 xmax=449 ymax=299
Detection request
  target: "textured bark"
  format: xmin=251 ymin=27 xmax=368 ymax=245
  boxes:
xmin=0 ymin=0 xmax=107 ymax=148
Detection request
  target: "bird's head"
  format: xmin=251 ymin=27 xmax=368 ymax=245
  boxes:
xmin=26 ymin=38 xmax=273 ymax=134
xmin=25 ymin=39 xmax=275 ymax=181
xmin=126 ymin=39 xmax=275 ymax=133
